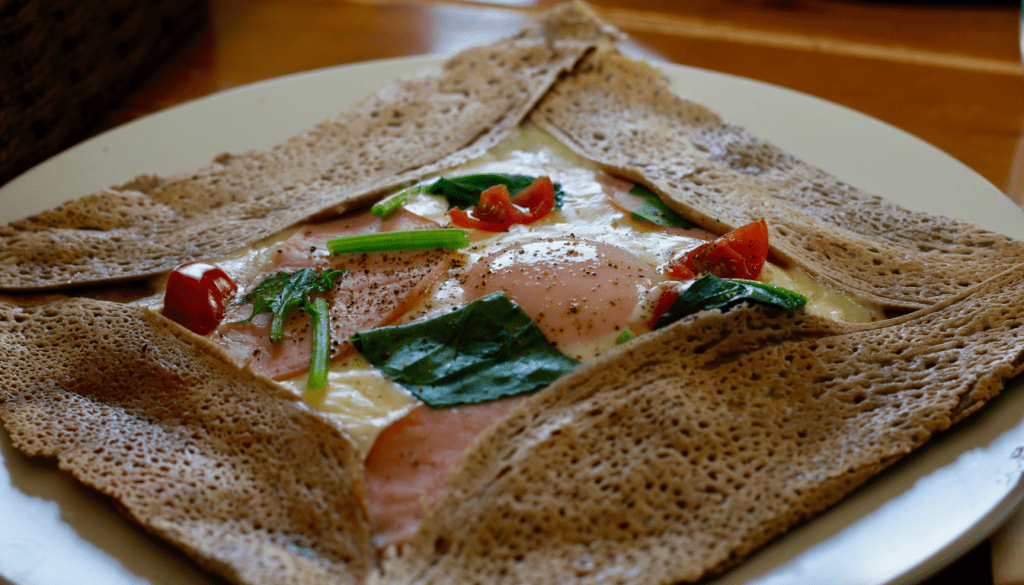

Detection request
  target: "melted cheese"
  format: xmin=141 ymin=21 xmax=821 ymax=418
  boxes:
xmin=278 ymin=353 xmax=418 ymax=454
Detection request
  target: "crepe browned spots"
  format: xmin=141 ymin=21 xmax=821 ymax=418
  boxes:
xmin=0 ymin=2 xmax=614 ymax=292
xmin=2 ymin=4 xmax=1024 ymax=585
xmin=385 ymin=260 xmax=1024 ymax=585
xmin=530 ymin=50 xmax=1024 ymax=310
xmin=0 ymin=296 xmax=374 ymax=585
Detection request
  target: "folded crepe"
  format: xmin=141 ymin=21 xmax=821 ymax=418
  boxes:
xmin=2 ymin=3 xmax=1024 ymax=585
xmin=6 ymin=260 xmax=1024 ymax=585
xmin=0 ymin=295 xmax=375 ymax=585
xmin=385 ymin=260 xmax=1024 ymax=585
xmin=0 ymin=2 xmax=616 ymax=292
xmin=530 ymin=51 xmax=1024 ymax=310
xmin=1 ymin=3 xmax=1020 ymax=311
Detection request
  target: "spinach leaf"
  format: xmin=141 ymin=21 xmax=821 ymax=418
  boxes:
xmin=351 ymin=292 xmax=579 ymax=408
xmin=629 ymin=182 xmax=697 ymax=229
xmin=426 ymin=174 xmax=566 ymax=209
xmin=653 ymin=273 xmax=807 ymax=330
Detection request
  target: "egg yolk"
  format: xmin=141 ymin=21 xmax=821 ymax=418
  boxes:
xmin=461 ymin=238 xmax=662 ymax=359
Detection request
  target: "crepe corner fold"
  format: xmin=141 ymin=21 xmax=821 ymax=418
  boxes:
xmin=384 ymin=260 xmax=1024 ymax=585
xmin=3 ymin=3 xmax=1024 ymax=585
xmin=529 ymin=49 xmax=1024 ymax=311
xmin=0 ymin=295 xmax=376 ymax=585
xmin=0 ymin=1 xmax=616 ymax=292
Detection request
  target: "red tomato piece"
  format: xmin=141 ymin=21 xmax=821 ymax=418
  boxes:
xmin=448 ymin=184 xmax=517 ymax=232
xmin=665 ymin=218 xmax=769 ymax=281
xmin=648 ymin=283 xmax=684 ymax=329
xmin=447 ymin=177 xmax=556 ymax=232
xmin=474 ymin=184 xmax=518 ymax=225
xmin=163 ymin=262 xmax=238 ymax=335
xmin=510 ymin=175 xmax=555 ymax=224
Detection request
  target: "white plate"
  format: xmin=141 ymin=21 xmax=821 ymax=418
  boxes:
xmin=2 ymin=56 xmax=1024 ymax=585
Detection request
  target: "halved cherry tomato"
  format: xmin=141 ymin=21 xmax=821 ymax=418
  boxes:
xmin=509 ymin=175 xmax=555 ymax=224
xmin=448 ymin=184 xmax=517 ymax=231
xmin=448 ymin=177 xmax=555 ymax=232
xmin=163 ymin=262 xmax=238 ymax=335
xmin=665 ymin=218 xmax=769 ymax=281
xmin=648 ymin=283 xmax=685 ymax=329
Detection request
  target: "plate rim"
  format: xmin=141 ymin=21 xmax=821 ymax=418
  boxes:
xmin=2 ymin=53 xmax=1023 ymax=585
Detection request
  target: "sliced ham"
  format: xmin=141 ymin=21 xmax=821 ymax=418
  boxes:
xmin=363 ymin=397 xmax=528 ymax=550
xmin=598 ymin=173 xmax=717 ymax=240
xmin=213 ymin=208 xmax=452 ymax=380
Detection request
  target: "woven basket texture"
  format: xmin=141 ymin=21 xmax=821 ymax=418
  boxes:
xmin=1 ymin=0 xmax=208 ymax=187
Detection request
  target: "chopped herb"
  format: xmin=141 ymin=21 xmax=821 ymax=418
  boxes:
xmin=306 ymin=297 xmax=330 ymax=390
xmin=426 ymin=173 xmax=567 ymax=209
xmin=653 ymin=273 xmax=807 ymax=330
xmin=237 ymin=268 xmax=344 ymax=390
xmin=629 ymin=183 xmax=697 ymax=229
xmin=615 ymin=329 xmax=636 ymax=344
xmin=372 ymin=185 xmax=424 ymax=217
xmin=327 ymin=229 xmax=469 ymax=254
xmin=351 ymin=292 xmax=579 ymax=408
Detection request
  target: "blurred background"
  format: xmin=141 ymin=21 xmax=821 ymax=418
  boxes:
xmin=1 ymin=0 xmax=1022 ymax=583
xmin=2 ymin=0 xmax=1022 ymax=198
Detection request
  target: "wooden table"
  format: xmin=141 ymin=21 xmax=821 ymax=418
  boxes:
xmin=76 ymin=0 xmax=1024 ymax=583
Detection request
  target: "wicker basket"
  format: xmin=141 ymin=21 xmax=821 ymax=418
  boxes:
xmin=0 ymin=0 xmax=208 ymax=187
